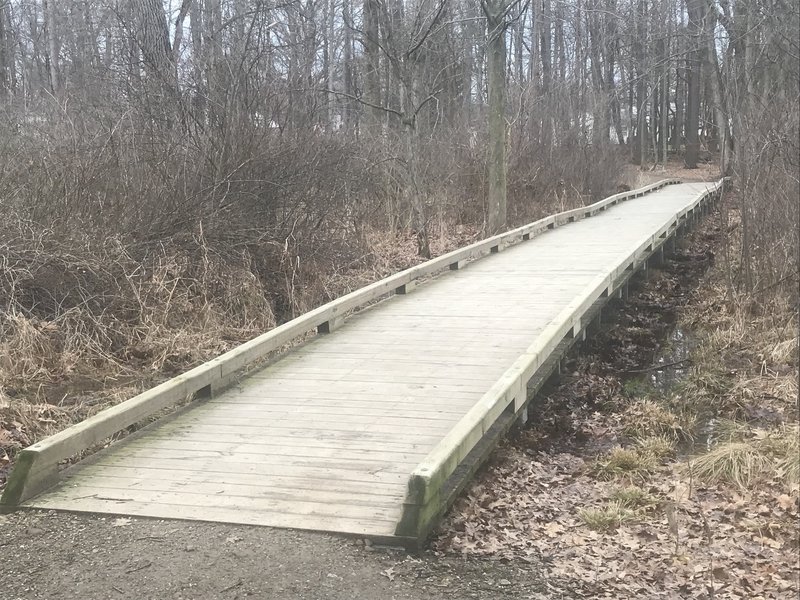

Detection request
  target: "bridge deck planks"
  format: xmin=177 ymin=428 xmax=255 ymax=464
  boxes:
xmin=27 ymin=183 xmax=712 ymax=536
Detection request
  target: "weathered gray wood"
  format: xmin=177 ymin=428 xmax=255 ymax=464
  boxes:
xmin=5 ymin=179 xmax=725 ymax=543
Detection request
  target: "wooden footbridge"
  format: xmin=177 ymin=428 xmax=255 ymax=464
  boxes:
xmin=1 ymin=179 xmax=724 ymax=543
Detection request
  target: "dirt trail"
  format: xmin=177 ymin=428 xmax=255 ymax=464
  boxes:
xmin=0 ymin=510 xmax=549 ymax=600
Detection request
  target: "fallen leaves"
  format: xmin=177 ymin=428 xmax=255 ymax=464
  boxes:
xmin=432 ymin=231 xmax=800 ymax=598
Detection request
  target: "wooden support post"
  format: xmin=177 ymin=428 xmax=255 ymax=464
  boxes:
xmin=449 ymin=260 xmax=465 ymax=270
xmin=513 ymin=379 xmax=527 ymax=411
xmin=588 ymin=311 xmax=602 ymax=334
xmin=566 ymin=318 xmax=581 ymax=339
xmin=317 ymin=315 xmax=345 ymax=334
xmin=650 ymin=246 xmax=665 ymax=267
xmin=396 ymin=281 xmax=417 ymax=295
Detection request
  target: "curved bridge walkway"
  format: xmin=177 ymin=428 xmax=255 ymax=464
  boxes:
xmin=3 ymin=180 xmax=723 ymax=543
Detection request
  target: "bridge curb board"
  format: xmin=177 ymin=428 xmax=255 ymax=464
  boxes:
xmin=1 ymin=178 xmax=728 ymax=545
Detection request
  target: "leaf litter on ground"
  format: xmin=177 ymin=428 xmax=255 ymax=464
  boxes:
xmin=432 ymin=217 xmax=799 ymax=599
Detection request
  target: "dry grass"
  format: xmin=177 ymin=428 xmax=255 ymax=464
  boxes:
xmin=578 ymin=501 xmax=637 ymax=530
xmin=635 ymin=435 xmax=678 ymax=459
xmin=610 ymin=486 xmax=659 ymax=510
xmin=688 ymin=425 xmax=800 ymax=490
xmin=622 ymin=399 xmax=697 ymax=442
xmin=677 ymin=247 xmax=798 ymax=495
xmin=591 ymin=446 xmax=658 ymax=481
xmin=689 ymin=442 xmax=773 ymax=489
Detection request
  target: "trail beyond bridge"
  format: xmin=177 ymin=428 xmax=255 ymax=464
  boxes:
xmin=1 ymin=180 xmax=724 ymax=544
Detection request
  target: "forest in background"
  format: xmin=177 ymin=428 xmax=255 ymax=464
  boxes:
xmin=0 ymin=0 xmax=797 ymax=458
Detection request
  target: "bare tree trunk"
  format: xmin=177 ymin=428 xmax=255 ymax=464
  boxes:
xmin=605 ymin=0 xmax=624 ymax=145
xmin=632 ymin=0 xmax=647 ymax=165
xmin=661 ymin=63 xmax=668 ymax=164
xmin=483 ymin=1 xmax=510 ymax=234
xmin=673 ymin=68 xmax=684 ymax=148
xmin=190 ymin=0 xmax=205 ymax=120
xmin=132 ymin=0 xmax=176 ymax=95
xmin=0 ymin=4 xmax=8 ymax=97
xmin=325 ymin=0 xmax=336 ymax=129
xmin=43 ymin=0 xmax=60 ymax=93
xmin=540 ymin=0 xmax=552 ymax=147
xmin=554 ymin=3 xmax=568 ymax=135
xmin=513 ymin=5 xmax=524 ymax=83
xmin=404 ymin=119 xmax=430 ymax=257
xmin=172 ymin=0 xmax=192 ymax=68
xmin=528 ymin=0 xmax=540 ymax=88
xmin=343 ymin=0 xmax=356 ymax=131
xmin=685 ymin=0 xmax=703 ymax=168
xmin=704 ymin=0 xmax=731 ymax=175
xmin=463 ymin=16 xmax=475 ymax=117
xmin=363 ymin=0 xmax=381 ymax=122
xmin=588 ymin=1 xmax=607 ymax=145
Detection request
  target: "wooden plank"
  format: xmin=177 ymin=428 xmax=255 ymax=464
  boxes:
xmin=252 ymin=364 xmax=504 ymax=377
xmin=214 ymin=392 xmax=481 ymax=406
xmin=59 ymin=465 xmax=404 ymax=496
xmin=236 ymin=379 xmax=492 ymax=393
xmin=86 ymin=456 xmax=412 ymax=484
xmin=119 ymin=439 xmax=429 ymax=461
xmin=34 ymin=486 xmax=401 ymax=522
xmin=151 ymin=429 xmax=435 ymax=452
xmin=157 ymin=422 xmax=446 ymax=442
xmin=27 ymin=497 xmax=398 ymax=536
xmin=190 ymin=405 xmax=469 ymax=420
xmin=204 ymin=398 xmax=472 ymax=413
xmin=161 ymin=415 xmax=455 ymax=433
xmin=54 ymin=475 xmax=406 ymax=506
xmin=237 ymin=356 xmax=505 ymax=370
